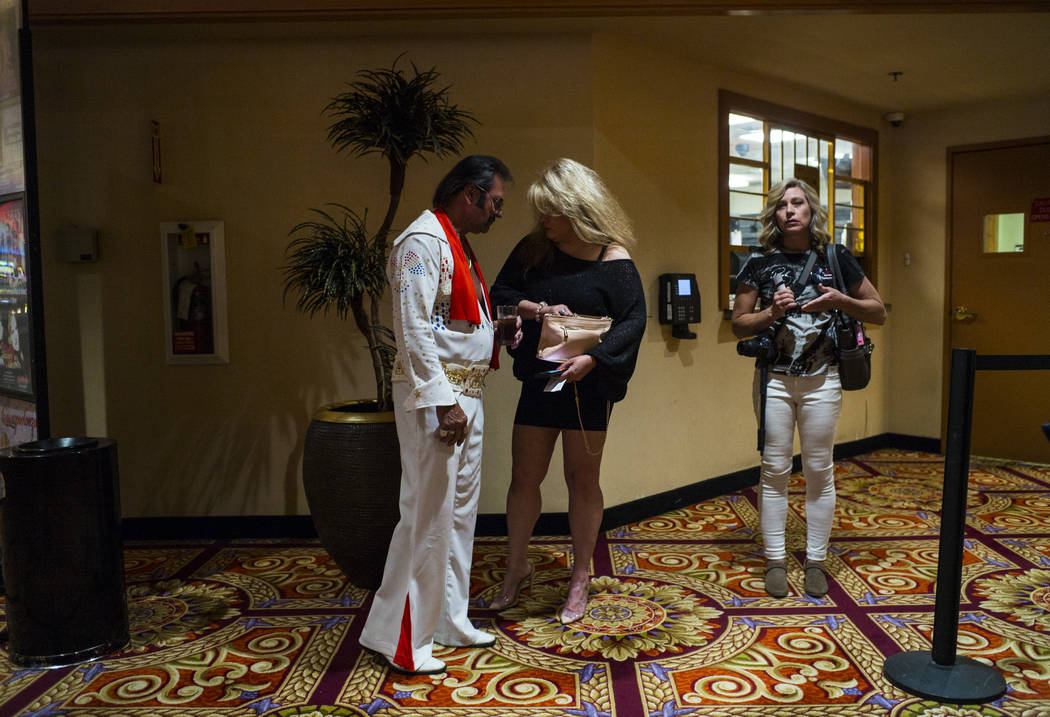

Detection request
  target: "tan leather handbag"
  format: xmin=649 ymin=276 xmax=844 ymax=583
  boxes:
xmin=536 ymin=314 xmax=612 ymax=362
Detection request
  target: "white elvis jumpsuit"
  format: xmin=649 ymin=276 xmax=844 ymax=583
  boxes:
xmin=358 ymin=210 xmax=494 ymax=671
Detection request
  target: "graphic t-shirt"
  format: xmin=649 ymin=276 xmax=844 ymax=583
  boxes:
xmin=736 ymin=244 xmax=865 ymax=376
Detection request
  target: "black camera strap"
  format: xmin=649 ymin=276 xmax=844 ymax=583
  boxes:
xmin=791 ymin=249 xmax=820 ymax=297
xmin=757 ymin=362 xmax=770 ymax=452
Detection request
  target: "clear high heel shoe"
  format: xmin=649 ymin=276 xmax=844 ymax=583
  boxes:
xmin=489 ymin=563 xmax=534 ymax=611
xmin=557 ymin=576 xmax=590 ymax=625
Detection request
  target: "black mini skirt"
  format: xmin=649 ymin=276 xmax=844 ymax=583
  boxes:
xmin=513 ymin=380 xmax=613 ymax=431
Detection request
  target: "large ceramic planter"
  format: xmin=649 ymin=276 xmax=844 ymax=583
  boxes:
xmin=302 ymin=399 xmax=401 ymax=590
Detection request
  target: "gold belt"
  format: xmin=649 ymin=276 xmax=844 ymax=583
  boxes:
xmin=393 ymin=359 xmax=489 ymax=399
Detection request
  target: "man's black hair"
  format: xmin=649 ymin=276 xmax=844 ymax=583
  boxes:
xmin=432 ymin=155 xmax=513 ymax=208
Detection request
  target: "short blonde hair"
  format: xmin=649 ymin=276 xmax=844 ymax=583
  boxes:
xmin=526 ymin=158 xmax=636 ymax=250
xmin=758 ymin=177 xmax=831 ymax=252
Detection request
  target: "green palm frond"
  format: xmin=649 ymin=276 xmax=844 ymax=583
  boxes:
xmin=324 ymin=56 xmax=478 ymax=165
xmin=282 ymin=204 xmax=386 ymax=319
xmin=287 ymin=55 xmax=480 ymax=410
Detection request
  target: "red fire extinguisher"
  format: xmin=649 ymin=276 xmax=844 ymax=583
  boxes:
xmin=172 ymin=263 xmax=213 ymax=354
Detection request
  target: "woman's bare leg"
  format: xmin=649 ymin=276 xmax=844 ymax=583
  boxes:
xmin=557 ymin=428 xmax=606 ymax=622
xmin=492 ymin=425 xmax=559 ymax=609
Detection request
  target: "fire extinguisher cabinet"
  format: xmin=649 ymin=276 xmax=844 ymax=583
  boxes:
xmin=0 ymin=437 xmax=129 ymax=668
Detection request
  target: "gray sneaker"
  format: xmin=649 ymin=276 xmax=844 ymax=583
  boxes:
xmin=804 ymin=562 xmax=828 ymax=598
xmin=764 ymin=564 xmax=788 ymax=598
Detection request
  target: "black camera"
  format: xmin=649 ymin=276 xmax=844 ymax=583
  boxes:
xmin=736 ymin=331 xmax=778 ymax=365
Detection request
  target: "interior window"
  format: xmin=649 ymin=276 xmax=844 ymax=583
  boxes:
xmin=719 ymin=91 xmax=878 ymax=310
xmin=982 ymin=212 xmax=1025 ymax=254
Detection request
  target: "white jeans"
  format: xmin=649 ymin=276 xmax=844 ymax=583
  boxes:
xmin=359 ymin=383 xmax=486 ymax=670
xmin=752 ymin=370 xmax=842 ymax=562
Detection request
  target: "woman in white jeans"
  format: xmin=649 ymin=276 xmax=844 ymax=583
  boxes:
xmin=731 ymin=178 xmax=886 ymax=598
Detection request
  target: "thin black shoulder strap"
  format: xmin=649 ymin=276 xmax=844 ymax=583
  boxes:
xmin=826 ymin=244 xmax=848 ymax=296
xmin=825 ymin=244 xmax=855 ymax=330
xmin=791 ymin=250 xmax=819 ymax=295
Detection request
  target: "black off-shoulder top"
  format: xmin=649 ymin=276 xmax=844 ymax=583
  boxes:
xmin=490 ymin=236 xmax=646 ymax=402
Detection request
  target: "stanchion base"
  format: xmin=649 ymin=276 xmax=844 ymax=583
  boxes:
xmin=9 ymin=636 xmax=129 ymax=670
xmin=884 ymin=651 xmax=1006 ymax=704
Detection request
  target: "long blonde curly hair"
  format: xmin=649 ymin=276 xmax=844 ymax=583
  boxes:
xmin=526 ymin=158 xmax=636 ymax=250
xmin=758 ymin=177 xmax=831 ymax=253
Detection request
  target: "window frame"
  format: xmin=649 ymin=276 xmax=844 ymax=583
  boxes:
xmin=718 ymin=90 xmax=879 ymax=311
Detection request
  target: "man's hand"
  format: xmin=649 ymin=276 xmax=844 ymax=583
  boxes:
xmin=512 ymin=315 xmax=524 ymax=349
xmin=436 ymin=402 xmax=468 ymax=446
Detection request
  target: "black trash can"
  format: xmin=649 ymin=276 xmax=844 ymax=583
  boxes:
xmin=0 ymin=437 xmax=129 ymax=668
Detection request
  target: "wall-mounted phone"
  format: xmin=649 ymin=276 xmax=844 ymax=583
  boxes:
xmin=658 ymin=273 xmax=700 ymax=339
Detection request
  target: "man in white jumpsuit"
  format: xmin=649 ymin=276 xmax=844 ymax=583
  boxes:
xmin=359 ymin=155 xmax=513 ymax=675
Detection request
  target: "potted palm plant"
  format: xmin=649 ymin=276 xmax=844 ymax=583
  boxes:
xmin=283 ymin=57 xmax=477 ymax=589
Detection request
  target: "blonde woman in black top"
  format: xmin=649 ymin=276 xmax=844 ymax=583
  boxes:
xmin=489 ymin=158 xmax=646 ymax=624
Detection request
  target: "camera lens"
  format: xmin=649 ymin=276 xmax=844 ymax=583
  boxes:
xmin=736 ymin=333 xmax=776 ymax=364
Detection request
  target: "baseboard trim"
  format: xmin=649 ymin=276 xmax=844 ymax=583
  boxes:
xmin=475 ymin=464 xmax=762 ymax=537
xmin=475 ymin=431 xmax=942 ymax=537
xmin=122 ymin=432 xmax=942 ymax=540
xmin=122 ymin=515 xmax=318 ymax=541
xmin=834 ymin=432 xmax=941 ymax=457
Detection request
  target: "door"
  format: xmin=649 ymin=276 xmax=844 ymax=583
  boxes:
xmin=948 ymin=137 xmax=1050 ymax=462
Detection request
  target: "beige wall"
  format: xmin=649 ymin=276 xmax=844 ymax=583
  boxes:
xmin=584 ymin=36 xmax=890 ymax=508
xmin=36 ymin=28 xmax=593 ymax=517
xmin=36 ymin=22 xmax=1026 ymax=520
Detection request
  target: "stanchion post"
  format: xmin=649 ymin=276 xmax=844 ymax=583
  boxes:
xmin=931 ymin=346 xmax=976 ymax=664
xmin=882 ymin=348 xmax=1006 ymax=704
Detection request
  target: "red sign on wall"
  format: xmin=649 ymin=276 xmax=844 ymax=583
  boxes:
xmin=1032 ymin=197 xmax=1050 ymax=223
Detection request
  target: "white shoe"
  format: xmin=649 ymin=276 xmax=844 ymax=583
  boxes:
xmin=364 ymin=646 xmax=446 ymax=675
xmin=435 ymin=628 xmax=496 ymax=648
xmin=387 ymin=654 xmax=446 ymax=675
xmin=466 ymin=629 xmax=496 ymax=648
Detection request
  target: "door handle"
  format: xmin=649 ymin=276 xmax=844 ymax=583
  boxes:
xmin=953 ymin=306 xmax=978 ymax=323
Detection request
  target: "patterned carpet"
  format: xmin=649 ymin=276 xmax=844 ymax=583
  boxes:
xmin=2 ymin=448 xmax=1050 ymax=716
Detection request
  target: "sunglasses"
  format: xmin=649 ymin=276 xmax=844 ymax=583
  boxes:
xmin=471 ymin=185 xmax=504 ymax=212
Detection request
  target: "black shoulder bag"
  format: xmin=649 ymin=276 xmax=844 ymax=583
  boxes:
xmin=826 ymin=245 xmax=873 ymax=391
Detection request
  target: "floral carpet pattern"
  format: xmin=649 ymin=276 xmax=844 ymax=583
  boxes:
xmin=2 ymin=449 xmax=1050 ymax=716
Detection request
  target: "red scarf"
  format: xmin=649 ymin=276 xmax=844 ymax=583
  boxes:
xmin=432 ymin=210 xmax=499 ymax=370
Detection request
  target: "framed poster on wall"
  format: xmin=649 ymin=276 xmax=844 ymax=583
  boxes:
xmin=159 ymin=220 xmax=229 ymax=364
xmin=0 ymin=0 xmax=47 ymax=435
xmin=0 ymin=195 xmax=30 ymax=396
xmin=0 ymin=393 xmax=35 ymax=448
xmin=0 ymin=0 xmax=24 ymax=197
